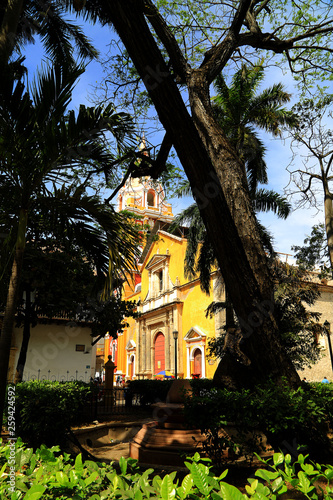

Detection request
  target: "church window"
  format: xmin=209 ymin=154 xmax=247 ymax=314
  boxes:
xmin=158 ymin=270 xmax=163 ymax=292
xmin=147 ymin=191 xmax=155 ymax=207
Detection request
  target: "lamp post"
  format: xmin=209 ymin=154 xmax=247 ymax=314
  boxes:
xmin=324 ymin=320 xmax=333 ymax=373
xmin=173 ymin=330 xmax=178 ymax=379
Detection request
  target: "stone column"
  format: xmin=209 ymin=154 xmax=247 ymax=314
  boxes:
xmin=137 ymin=320 xmax=142 ymax=375
xmin=165 ymin=311 xmax=171 ymax=371
xmin=147 ymin=326 xmax=152 ymax=374
xmin=150 ymin=333 xmax=155 ymax=377
xmin=142 ymin=322 xmax=147 ymax=372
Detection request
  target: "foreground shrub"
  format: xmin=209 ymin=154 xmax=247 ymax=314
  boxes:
xmin=184 ymin=379 xmax=333 ymax=464
xmin=1 ymin=439 xmax=333 ymax=500
xmin=5 ymin=380 xmax=94 ymax=448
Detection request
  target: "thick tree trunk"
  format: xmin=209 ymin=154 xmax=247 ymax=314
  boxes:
xmin=324 ymin=188 xmax=333 ymax=278
xmin=14 ymin=287 xmax=31 ymax=384
xmin=0 ymin=209 xmax=27 ymax=433
xmin=105 ymin=0 xmax=300 ymax=388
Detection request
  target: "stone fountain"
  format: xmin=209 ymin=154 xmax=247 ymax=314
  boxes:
xmin=130 ymin=379 xmax=205 ymax=467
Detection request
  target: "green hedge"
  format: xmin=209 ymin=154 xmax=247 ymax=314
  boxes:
xmin=4 ymin=381 xmax=94 ymax=448
xmin=1 ymin=439 xmax=333 ymax=500
xmin=183 ymin=380 xmax=333 ymax=463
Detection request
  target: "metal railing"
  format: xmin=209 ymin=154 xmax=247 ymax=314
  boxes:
xmin=85 ymin=387 xmax=144 ymax=420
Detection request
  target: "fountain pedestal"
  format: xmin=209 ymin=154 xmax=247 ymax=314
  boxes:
xmin=130 ymin=380 xmax=205 ymax=467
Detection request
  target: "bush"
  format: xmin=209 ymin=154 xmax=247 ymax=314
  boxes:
xmin=4 ymin=380 xmax=94 ymax=448
xmin=184 ymin=380 xmax=333 ymax=465
xmin=1 ymin=439 xmax=333 ymax=500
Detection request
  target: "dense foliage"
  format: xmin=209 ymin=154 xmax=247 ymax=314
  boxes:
xmin=1 ymin=441 xmax=333 ymax=500
xmin=184 ymin=380 xmax=333 ymax=465
xmin=292 ymin=223 xmax=331 ymax=278
xmin=4 ymin=381 xmax=93 ymax=448
xmin=207 ymin=263 xmax=324 ymax=370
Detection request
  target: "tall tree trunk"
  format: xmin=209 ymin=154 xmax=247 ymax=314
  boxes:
xmin=105 ymin=0 xmax=300 ymax=389
xmin=14 ymin=286 xmax=31 ymax=384
xmin=324 ymin=186 xmax=333 ymax=278
xmin=0 ymin=208 xmax=27 ymax=433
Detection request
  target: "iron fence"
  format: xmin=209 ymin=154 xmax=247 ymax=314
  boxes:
xmin=85 ymin=387 xmax=144 ymax=421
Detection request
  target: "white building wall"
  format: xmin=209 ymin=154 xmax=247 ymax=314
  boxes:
xmin=11 ymin=322 xmax=96 ymax=382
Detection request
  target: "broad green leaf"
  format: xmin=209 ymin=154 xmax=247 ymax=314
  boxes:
xmin=247 ymin=478 xmax=258 ymax=493
xmin=255 ymin=469 xmax=280 ymax=481
xmin=271 ymin=477 xmax=287 ymax=493
xmin=85 ymin=471 xmax=99 ymax=486
xmin=134 ymin=489 xmax=143 ymax=500
xmin=75 ymin=453 xmax=84 ymax=476
xmin=220 ymin=481 xmax=245 ymax=500
xmin=218 ymin=469 xmax=228 ymax=481
xmin=160 ymin=474 xmax=176 ymax=500
xmin=56 ymin=471 xmax=70 ymax=487
xmin=297 ymin=471 xmax=314 ymax=494
xmin=273 ymin=453 xmax=284 ymax=466
xmin=301 ymin=463 xmax=317 ymax=476
xmin=15 ymin=479 xmax=29 ymax=492
xmin=191 ymin=461 xmax=211 ymax=496
xmin=70 ymin=469 xmax=79 ymax=484
xmin=181 ymin=474 xmax=194 ymax=496
xmin=119 ymin=456 xmax=127 ymax=475
xmin=35 ymin=466 xmax=44 ymax=481
xmin=23 ymin=485 xmax=47 ymax=500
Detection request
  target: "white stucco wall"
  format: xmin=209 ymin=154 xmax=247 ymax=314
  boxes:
xmin=11 ymin=322 xmax=96 ymax=382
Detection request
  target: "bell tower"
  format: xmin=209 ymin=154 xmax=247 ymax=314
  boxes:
xmin=117 ymin=138 xmax=174 ymax=230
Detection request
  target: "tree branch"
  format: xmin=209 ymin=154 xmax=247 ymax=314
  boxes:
xmin=143 ymin=0 xmax=190 ymax=82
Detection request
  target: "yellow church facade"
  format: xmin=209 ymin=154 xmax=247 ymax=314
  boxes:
xmin=104 ymin=174 xmax=225 ymax=380
xmin=103 ymin=172 xmax=333 ymax=384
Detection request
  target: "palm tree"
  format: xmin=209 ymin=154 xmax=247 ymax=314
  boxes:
xmin=171 ymin=63 xmax=296 ymax=293
xmin=0 ymin=63 xmax=138 ymax=425
xmin=0 ymin=0 xmax=97 ymax=67
xmin=212 ymin=63 xmax=298 ymax=196
xmin=0 ymin=185 xmax=142 ymax=383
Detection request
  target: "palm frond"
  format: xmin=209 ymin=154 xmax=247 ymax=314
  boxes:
xmin=253 ymin=189 xmax=291 ymax=219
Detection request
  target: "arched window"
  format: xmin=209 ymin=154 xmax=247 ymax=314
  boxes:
xmin=154 ymin=332 xmax=165 ymax=374
xmin=147 ymin=190 xmax=155 ymax=207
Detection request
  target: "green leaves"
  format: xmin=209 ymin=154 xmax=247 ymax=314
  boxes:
xmin=2 ymin=440 xmax=333 ymax=500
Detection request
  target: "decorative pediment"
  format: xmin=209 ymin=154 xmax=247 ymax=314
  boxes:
xmin=184 ymin=326 xmax=207 ymax=342
xmin=126 ymin=339 xmax=136 ymax=350
xmin=146 ymin=254 xmax=169 ymax=271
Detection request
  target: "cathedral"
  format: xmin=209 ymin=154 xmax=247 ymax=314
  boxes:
xmin=104 ymin=174 xmax=225 ymax=380
xmin=104 ymin=172 xmax=333 ymax=383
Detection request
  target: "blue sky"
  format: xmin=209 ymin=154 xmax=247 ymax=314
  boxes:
xmin=22 ymin=16 xmax=323 ymax=262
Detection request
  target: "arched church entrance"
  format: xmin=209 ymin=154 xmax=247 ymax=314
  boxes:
xmin=193 ymin=348 xmax=202 ymax=378
xmin=154 ymin=332 xmax=165 ymax=374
